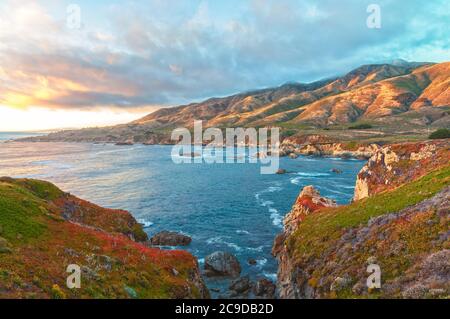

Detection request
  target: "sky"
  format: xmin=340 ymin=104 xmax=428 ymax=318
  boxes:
xmin=0 ymin=0 xmax=449 ymax=131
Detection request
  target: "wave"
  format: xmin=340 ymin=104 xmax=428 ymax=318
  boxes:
xmin=320 ymin=186 xmax=348 ymax=196
xmin=270 ymin=210 xmax=282 ymax=227
xmin=255 ymin=186 xmax=283 ymax=227
xmin=206 ymin=236 xmax=242 ymax=252
xmin=236 ymin=230 xmax=250 ymax=235
xmin=263 ymin=272 xmax=277 ymax=281
xmin=246 ymin=245 xmax=265 ymax=252
xmin=296 ymin=172 xmax=330 ymax=177
xmin=137 ymin=218 xmax=153 ymax=228
xmin=95 ymin=147 xmax=136 ymax=155
xmin=290 ymin=172 xmax=331 ymax=186
xmin=256 ymin=258 xmax=267 ymax=268
xmin=333 ymin=184 xmax=355 ymax=189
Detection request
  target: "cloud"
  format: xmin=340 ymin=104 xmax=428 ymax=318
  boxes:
xmin=0 ymin=0 xmax=448 ymax=112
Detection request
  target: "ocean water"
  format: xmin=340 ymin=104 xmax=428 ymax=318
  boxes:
xmin=0 ymin=131 xmax=43 ymax=141
xmin=0 ymin=133 xmax=365 ymax=297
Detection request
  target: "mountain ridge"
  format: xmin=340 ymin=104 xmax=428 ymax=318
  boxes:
xmin=17 ymin=61 xmax=449 ymax=144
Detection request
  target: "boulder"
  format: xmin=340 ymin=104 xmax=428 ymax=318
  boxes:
xmin=229 ymin=275 xmax=251 ymax=294
xmin=253 ymin=278 xmax=276 ymax=298
xmin=204 ymin=251 xmax=241 ymax=277
xmin=149 ymin=231 xmax=192 ymax=246
xmin=276 ymin=169 xmax=287 ymax=174
xmin=248 ymin=258 xmax=257 ymax=266
xmin=288 ymin=153 xmax=299 ymax=159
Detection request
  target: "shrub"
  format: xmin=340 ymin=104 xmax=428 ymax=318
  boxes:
xmin=348 ymin=124 xmax=373 ymax=130
xmin=429 ymin=128 xmax=450 ymax=139
xmin=51 ymin=284 xmax=67 ymax=299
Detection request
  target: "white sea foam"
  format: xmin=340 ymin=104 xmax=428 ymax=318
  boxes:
xmin=137 ymin=218 xmax=153 ymax=228
xmin=255 ymin=186 xmax=283 ymax=227
xmin=266 ymin=186 xmax=282 ymax=192
xmin=256 ymin=258 xmax=267 ymax=268
xmin=95 ymin=148 xmax=135 ymax=155
xmin=290 ymin=177 xmax=301 ymax=185
xmin=206 ymin=236 xmax=242 ymax=251
xmin=236 ymin=230 xmax=250 ymax=235
xmin=290 ymin=172 xmax=331 ymax=185
xmin=246 ymin=245 xmax=265 ymax=252
xmin=263 ymin=272 xmax=277 ymax=281
xmin=296 ymin=172 xmax=330 ymax=177
xmin=270 ymin=210 xmax=282 ymax=227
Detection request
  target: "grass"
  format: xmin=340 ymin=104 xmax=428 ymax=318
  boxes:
xmin=0 ymin=181 xmax=49 ymax=242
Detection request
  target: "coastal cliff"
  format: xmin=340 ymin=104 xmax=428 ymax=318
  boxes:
xmin=0 ymin=177 xmax=209 ymax=299
xmin=273 ymin=140 xmax=450 ymax=299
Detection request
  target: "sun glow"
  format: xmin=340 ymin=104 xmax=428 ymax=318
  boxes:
xmin=0 ymin=105 xmax=156 ymax=132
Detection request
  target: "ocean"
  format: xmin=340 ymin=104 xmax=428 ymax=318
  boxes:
xmin=0 ymin=132 xmax=365 ymax=297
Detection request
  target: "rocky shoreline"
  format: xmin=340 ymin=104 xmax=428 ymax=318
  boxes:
xmin=278 ymin=134 xmax=380 ymax=159
xmin=17 ymin=132 xmax=381 ymax=161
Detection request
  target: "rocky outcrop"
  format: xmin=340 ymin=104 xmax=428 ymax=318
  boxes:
xmin=354 ymin=140 xmax=450 ymax=201
xmin=149 ymin=231 xmax=192 ymax=246
xmin=204 ymin=251 xmax=241 ymax=277
xmin=273 ymin=141 xmax=450 ymax=299
xmin=277 ymin=185 xmax=337 ymax=238
xmin=272 ymin=186 xmax=337 ymax=298
xmin=280 ymin=134 xmax=380 ymax=159
xmin=52 ymin=191 xmax=148 ymax=242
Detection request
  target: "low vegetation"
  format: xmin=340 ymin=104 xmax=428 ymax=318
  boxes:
xmin=348 ymin=124 xmax=373 ymax=130
xmin=429 ymin=128 xmax=450 ymax=139
xmin=0 ymin=178 xmax=208 ymax=299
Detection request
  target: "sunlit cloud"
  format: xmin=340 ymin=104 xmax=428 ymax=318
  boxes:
xmin=0 ymin=0 xmax=448 ymax=130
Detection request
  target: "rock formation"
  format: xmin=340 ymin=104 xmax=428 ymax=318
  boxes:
xmin=149 ymin=231 xmax=192 ymax=246
xmin=204 ymin=251 xmax=241 ymax=277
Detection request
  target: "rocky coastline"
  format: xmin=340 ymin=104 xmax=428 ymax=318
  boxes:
xmin=272 ymin=140 xmax=450 ymax=299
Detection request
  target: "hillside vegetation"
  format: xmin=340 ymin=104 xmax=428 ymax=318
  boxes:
xmin=0 ymin=178 xmax=208 ymax=299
